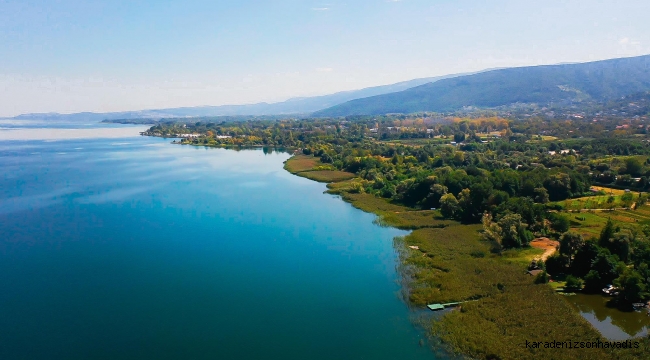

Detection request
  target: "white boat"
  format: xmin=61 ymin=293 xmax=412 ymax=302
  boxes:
xmin=602 ymin=285 xmax=618 ymax=295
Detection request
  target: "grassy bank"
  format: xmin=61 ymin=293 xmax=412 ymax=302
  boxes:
xmin=283 ymin=155 xmax=355 ymax=183
xmin=284 ymin=155 xmax=650 ymax=360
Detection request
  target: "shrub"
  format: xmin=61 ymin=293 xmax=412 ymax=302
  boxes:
xmin=565 ymin=275 xmax=583 ymax=290
xmin=534 ymin=271 xmax=550 ymax=284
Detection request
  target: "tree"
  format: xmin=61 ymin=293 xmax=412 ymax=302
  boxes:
xmin=624 ymin=157 xmax=643 ymax=176
xmin=544 ymin=173 xmax=572 ymax=201
xmin=549 ymin=213 xmax=570 ymax=233
xmin=559 ymin=232 xmax=585 ymax=267
xmin=599 ymin=218 xmax=615 ymax=248
xmin=533 ymin=187 xmax=550 ymax=204
xmin=584 ymin=249 xmax=619 ymax=292
xmin=440 ymin=193 xmax=459 ymax=219
xmin=614 ymin=268 xmax=648 ymax=303
xmin=481 ymin=212 xmax=503 ymax=250
xmin=621 ymin=192 xmax=634 ymax=207
xmin=571 ymin=241 xmax=599 ymax=278
xmin=457 ymin=188 xmax=475 ymax=222
xmin=609 ymin=231 xmax=632 ymax=263
xmin=497 ymin=214 xmax=533 ymax=248
xmin=453 ymin=132 xmax=466 ymax=143
xmin=545 ymin=254 xmax=569 ymax=275
xmin=584 ymin=270 xmax=603 ymax=293
xmin=423 ymin=184 xmax=448 ymax=208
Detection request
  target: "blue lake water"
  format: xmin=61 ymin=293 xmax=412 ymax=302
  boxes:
xmin=0 ymin=124 xmax=435 ymax=359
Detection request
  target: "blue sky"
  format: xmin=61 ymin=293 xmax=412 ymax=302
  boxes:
xmin=1 ymin=0 xmax=649 ymax=116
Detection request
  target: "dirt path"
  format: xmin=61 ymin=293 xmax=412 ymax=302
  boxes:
xmin=530 ymin=238 xmax=560 ymax=261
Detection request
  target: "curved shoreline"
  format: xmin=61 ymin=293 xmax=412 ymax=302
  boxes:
xmin=282 ymin=155 xmax=650 ymax=360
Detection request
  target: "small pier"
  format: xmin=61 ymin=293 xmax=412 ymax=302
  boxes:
xmin=426 ymin=301 xmax=469 ymax=311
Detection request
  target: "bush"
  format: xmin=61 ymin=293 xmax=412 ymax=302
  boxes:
xmin=565 ymin=275 xmax=583 ymax=290
xmin=546 ymin=203 xmax=565 ymax=211
xmin=534 ymin=271 xmax=550 ymax=284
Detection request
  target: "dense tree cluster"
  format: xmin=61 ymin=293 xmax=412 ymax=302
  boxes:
xmin=545 ymin=219 xmax=650 ymax=305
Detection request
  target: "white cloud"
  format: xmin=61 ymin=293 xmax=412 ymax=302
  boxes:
xmin=618 ymin=37 xmax=643 ymax=56
xmin=619 ymin=37 xmax=641 ymax=46
xmin=312 ymin=7 xmax=329 ymax=11
xmin=316 ymin=67 xmax=333 ymax=72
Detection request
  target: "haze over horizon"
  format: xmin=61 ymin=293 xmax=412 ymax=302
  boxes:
xmin=2 ymin=0 xmax=649 ymax=117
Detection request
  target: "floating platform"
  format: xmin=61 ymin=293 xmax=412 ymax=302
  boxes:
xmin=426 ymin=301 xmax=466 ymax=311
xmin=426 ymin=304 xmax=445 ymax=311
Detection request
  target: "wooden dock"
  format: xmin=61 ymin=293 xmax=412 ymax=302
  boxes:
xmin=426 ymin=301 xmax=474 ymax=311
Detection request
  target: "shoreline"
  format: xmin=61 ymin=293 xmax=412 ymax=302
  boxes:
xmin=154 ymin=137 xmax=650 ymax=359
xmin=282 ymin=154 xmax=650 ymax=360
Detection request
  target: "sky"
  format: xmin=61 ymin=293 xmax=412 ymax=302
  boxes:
xmin=1 ymin=0 xmax=649 ymax=117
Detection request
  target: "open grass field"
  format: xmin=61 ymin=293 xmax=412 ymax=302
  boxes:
xmin=568 ymin=212 xmax=610 ymax=238
xmin=562 ymin=206 xmax=650 ymax=238
xmin=556 ymin=194 xmax=638 ymax=211
xmin=590 ymin=186 xmax=637 ymax=196
xmin=611 ymin=207 xmax=650 ymax=225
xmin=500 ymin=246 xmax=546 ymax=266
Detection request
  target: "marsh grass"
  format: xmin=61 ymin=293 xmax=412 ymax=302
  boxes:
xmin=284 ymin=155 xmax=355 ymax=183
xmin=341 ymin=193 xmax=455 ymax=230
xmin=295 ymin=170 xmax=356 ymax=183
xmin=283 ymin=155 xmax=320 ymax=172
xmin=401 ymin=225 xmax=650 ymax=359
xmin=325 ymin=179 xmax=358 ymax=194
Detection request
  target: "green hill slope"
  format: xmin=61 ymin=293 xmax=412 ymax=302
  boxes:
xmin=314 ymin=55 xmax=650 ymax=117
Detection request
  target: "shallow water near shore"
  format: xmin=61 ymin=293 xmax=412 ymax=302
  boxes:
xmin=0 ymin=124 xmax=436 ymax=359
xmin=563 ymin=293 xmax=650 ymax=341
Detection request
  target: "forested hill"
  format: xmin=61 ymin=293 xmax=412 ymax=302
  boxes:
xmin=314 ymin=55 xmax=650 ymax=117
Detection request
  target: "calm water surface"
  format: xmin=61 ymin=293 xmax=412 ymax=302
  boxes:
xmin=0 ymin=124 xmax=436 ymax=359
xmin=564 ymin=294 xmax=650 ymax=341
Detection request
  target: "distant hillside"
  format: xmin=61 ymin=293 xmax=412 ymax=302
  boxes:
xmin=102 ymin=114 xmax=294 ymax=125
xmin=9 ymin=72 xmax=478 ymax=122
xmin=313 ymin=55 xmax=650 ymax=117
xmin=600 ymin=91 xmax=650 ymax=116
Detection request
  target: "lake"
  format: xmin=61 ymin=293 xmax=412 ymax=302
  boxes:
xmin=0 ymin=122 xmax=436 ymax=359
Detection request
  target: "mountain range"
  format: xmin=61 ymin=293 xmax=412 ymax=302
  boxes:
xmin=314 ymin=55 xmax=650 ymax=117
xmin=7 ymin=72 xmax=478 ymax=121
xmin=8 ymin=55 xmax=650 ymax=121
